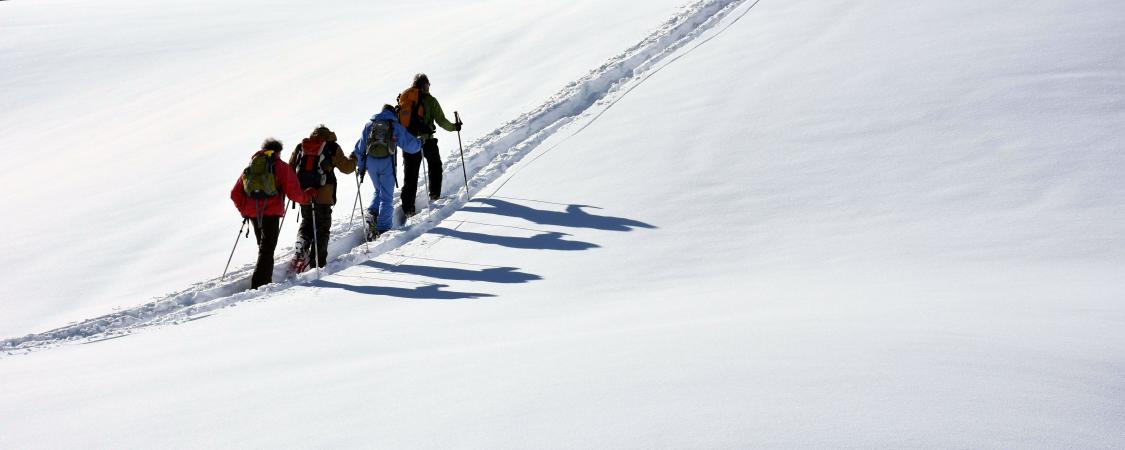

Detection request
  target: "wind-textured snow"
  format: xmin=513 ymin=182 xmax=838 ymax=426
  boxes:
xmin=2 ymin=0 xmax=1125 ymax=448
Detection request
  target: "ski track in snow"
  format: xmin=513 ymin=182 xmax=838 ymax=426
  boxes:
xmin=2 ymin=0 xmax=755 ymax=353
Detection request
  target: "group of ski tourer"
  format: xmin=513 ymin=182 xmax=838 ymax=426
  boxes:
xmin=229 ymin=74 xmax=463 ymax=290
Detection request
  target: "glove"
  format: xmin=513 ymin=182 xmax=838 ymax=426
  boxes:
xmin=303 ymin=187 xmax=318 ymax=203
xmin=357 ymin=170 xmax=366 ymax=184
xmin=454 ymin=121 xmax=463 ymax=132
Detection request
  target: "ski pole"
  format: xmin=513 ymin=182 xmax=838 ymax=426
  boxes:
xmin=279 ymin=200 xmax=292 ymax=231
xmin=355 ymin=171 xmax=370 ymax=252
xmin=350 ymin=181 xmax=361 ymax=224
xmin=221 ymin=218 xmax=248 ymax=281
xmin=309 ymin=199 xmax=321 ymax=279
xmin=454 ymin=111 xmax=469 ymax=197
xmin=420 ymin=137 xmax=430 ymax=207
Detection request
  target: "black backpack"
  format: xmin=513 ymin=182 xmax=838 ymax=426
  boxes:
xmin=295 ymin=138 xmax=338 ymax=189
xmin=365 ymin=120 xmax=396 ymax=158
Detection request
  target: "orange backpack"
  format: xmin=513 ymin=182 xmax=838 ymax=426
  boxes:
xmin=397 ymin=87 xmax=426 ymax=135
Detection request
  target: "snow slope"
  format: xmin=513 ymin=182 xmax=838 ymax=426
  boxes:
xmin=4 ymin=0 xmax=1125 ymax=448
xmin=1 ymin=0 xmax=731 ymax=348
xmin=0 ymin=0 xmax=687 ymax=336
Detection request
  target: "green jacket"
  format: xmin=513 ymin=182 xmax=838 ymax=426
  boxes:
xmin=418 ymin=92 xmax=457 ymax=139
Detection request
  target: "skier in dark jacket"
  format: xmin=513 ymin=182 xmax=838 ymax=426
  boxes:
xmin=288 ymin=125 xmax=357 ymax=270
xmin=397 ymin=73 xmax=462 ymax=217
xmin=230 ymin=138 xmax=312 ymax=289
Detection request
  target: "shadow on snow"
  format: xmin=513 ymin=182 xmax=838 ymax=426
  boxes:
xmin=309 ymin=278 xmax=495 ymax=301
xmin=360 ymin=260 xmax=542 ymax=284
xmin=429 ymin=226 xmax=598 ymax=251
xmin=462 ymin=198 xmax=657 ymax=232
xmin=304 ymin=198 xmax=653 ymax=300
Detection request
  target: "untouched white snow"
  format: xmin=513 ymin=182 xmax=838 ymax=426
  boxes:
xmin=3 ymin=0 xmax=1125 ymax=448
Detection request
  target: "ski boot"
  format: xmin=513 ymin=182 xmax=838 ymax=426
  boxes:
xmin=288 ymin=236 xmax=312 ymax=275
xmin=365 ymin=214 xmax=380 ymax=241
xmin=399 ymin=206 xmax=416 ymax=226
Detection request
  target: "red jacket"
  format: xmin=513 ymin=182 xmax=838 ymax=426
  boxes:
xmin=231 ymin=151 xmax=309 ymax=218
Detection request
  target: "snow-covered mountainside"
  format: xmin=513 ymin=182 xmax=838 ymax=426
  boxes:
xmin=0 ymin=0 xmax=689 ymax=337
xmin=3 ymin=0 xmax=1124 ymax=448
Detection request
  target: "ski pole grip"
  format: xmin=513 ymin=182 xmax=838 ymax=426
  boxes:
xmin=454 ymin=111 xmax=461 ymax=124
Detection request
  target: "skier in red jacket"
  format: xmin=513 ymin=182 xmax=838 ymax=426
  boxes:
xmin=230 ymin=138 xmax=313 ymax=289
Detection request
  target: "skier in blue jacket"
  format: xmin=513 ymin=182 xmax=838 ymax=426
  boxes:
xmin=354 ymin=104 xmax=421 ymax=239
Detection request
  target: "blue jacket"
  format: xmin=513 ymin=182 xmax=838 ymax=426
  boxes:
xmin=353 ymin=109 xmax=421 ymax=172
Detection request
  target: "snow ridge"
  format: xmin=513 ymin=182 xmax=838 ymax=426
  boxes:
xmin=2 ymin=0 xmax=755 ymax=353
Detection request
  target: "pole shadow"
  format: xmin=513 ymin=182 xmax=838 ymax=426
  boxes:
xmin=310 ymin=279 xmax=495 ymax=301
xmin=463 ymin=198 xmax=656 ymax=232
xmin=429 ymin=226 xmax=598 ymax=251
xmin=361 ymin=260 xmax=542 ymax=284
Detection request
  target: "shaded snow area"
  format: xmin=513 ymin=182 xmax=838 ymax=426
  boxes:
xmin=2 ymin=0 xmax=1125 ymax=448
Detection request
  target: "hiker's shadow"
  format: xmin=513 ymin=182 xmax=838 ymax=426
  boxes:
xmin=429 ymin=226 xmax=598 ymax=251
xmin=361 ymin=260 xmax=541 ymax=284
xmin=310 ymin=279 xmax=494 ymax=301
xmin=463 ymin=198 xmax=656 ymax=232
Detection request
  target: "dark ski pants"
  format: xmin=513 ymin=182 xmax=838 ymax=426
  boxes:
xmin=250 ymin=215 xmax=281 ymax=290
xmin=401 ymin=138 xmax=442 ymax=213
xmin=299 ymin=203 xmax=333 ymax=268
